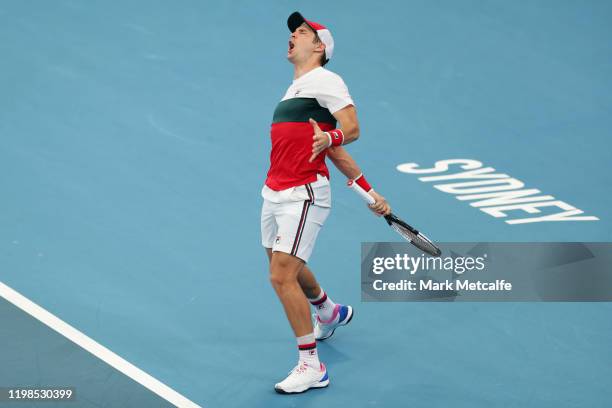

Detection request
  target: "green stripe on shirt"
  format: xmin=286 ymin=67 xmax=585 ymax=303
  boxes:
xmin=272 ymin=97 xmax=337 ymax=125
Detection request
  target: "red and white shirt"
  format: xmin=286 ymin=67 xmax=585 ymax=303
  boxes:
xmin=264 ymin=67 xmax=354 ymax=196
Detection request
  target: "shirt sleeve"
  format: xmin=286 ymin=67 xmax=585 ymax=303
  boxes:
xmin=315 ymin=73 xmax=355 ymax=115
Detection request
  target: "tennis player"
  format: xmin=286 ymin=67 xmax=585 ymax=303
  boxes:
xmin=262 ymin=12 xmax=391 ymax=394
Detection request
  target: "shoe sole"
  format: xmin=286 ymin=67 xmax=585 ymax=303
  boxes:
xmin=317 ymin=306 xmax=353 ymax=341
xmin=274 ymin=379 xmax=330 ymax=394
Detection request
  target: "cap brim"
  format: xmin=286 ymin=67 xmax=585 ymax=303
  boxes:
xmin=287 ymin=11 xmax=311 ymax=32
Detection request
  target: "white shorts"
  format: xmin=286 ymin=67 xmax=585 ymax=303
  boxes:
xmin=261 ymin=175 xmax=331 ymax=262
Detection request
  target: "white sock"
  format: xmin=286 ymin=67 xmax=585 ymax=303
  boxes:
xmin=308 ymin=288 xmax=337 ymax=323
xmin=297 ymin=333 xmax=320 ymax=369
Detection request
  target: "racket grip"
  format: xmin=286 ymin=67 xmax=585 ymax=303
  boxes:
xmin=348 ymin=179 xmax=376 ymax=205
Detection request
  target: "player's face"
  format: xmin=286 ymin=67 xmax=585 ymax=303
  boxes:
xmin=287 ymin=23 xmax=317 ymax=63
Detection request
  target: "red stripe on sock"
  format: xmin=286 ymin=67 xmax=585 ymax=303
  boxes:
xmin=298 ymin=342 xmax=317 ymax=350
xmin=310 ymin=292 xmax=327 ymax=306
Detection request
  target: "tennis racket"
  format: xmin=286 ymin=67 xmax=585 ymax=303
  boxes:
xmin=348 ymin=179 xmax=442 ymax=257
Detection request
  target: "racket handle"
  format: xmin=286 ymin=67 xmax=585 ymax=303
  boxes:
xmin=348 ymin=179 xmax=376 ymax=205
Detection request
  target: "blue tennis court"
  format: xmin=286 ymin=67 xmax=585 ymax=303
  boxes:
xmin=1 ymin=1 xmax=611 ymax=406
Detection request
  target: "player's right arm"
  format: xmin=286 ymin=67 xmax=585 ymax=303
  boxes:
xmin=326 ymin=146 xmax=391 ymax=216
xmin=308 ymin=105 xmax=359 ymax=163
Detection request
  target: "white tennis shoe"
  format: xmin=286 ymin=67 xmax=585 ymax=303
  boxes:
xmin=314 ymin=304 xmax=353 ymax=340
xmin=274 ymin=362 xmax=329 ymax=394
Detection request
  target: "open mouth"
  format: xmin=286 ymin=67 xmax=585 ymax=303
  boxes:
xmin=288 ymin=41 xmax=295 ymax=52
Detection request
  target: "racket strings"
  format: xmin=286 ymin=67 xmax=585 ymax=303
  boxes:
xmin=390 ymin=221 xmax=440 ymax=256
xmin=390 ymin=222 xmax=417 ymax=241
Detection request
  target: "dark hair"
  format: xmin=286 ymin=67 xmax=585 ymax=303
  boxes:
xmin=312 ymin=32 xmax=329 ymax=66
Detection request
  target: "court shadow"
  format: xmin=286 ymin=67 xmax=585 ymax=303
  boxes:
xmin=315 ymin=340 xmax=352 ymax=365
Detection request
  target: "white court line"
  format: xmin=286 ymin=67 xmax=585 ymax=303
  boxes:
xmin=0 ymin=281 xmax=201 ymax=408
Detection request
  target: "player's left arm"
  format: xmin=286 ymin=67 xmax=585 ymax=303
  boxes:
xmin=308 ymin=104 xmax=359 ymax=162
xmin=326 ymin=146 xmax=391 ymax=216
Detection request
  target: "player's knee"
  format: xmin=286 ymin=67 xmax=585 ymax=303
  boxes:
xmin=269 ymin=268 xmax=294 ymax=289
xmin=269 ymin=254 xmax=300 ymax=288
xmin=269 ymin=270 xmax=285 ymax=289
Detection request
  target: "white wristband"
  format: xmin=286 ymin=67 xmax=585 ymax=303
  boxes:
xmin=324 ymin=132 xmax=332 ymax=148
